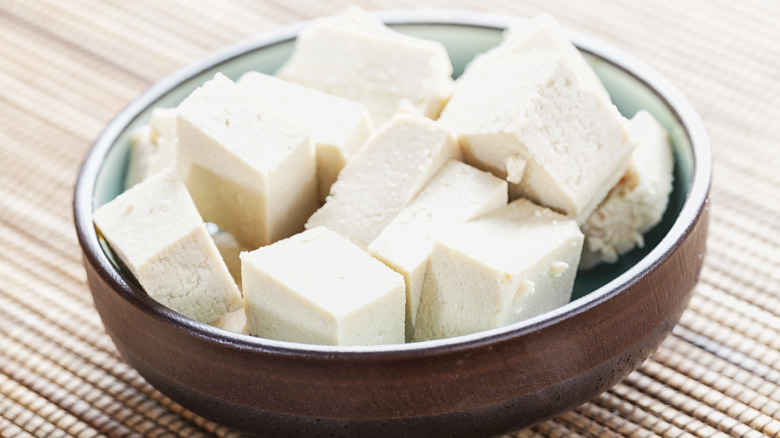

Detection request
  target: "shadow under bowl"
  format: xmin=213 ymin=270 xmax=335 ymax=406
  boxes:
xmin=73 ymin=10 xmax=711 ymax=438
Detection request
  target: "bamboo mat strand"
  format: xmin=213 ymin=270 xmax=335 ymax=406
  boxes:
xmin=1 ymin=0 xmax=779 ymax=437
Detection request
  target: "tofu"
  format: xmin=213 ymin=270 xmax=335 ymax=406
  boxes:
xmin=209 ymin=308 xmax=248 ymax=335
xmin=306 ymin=114 xmax=461 ymax=250
xmin=211 ymin=230 xmax=251 ymax=289
xmin=580 ymin=110 xmax=674 ymax=269
xmin=308 ymin=4 xmax=391 ymax=35
xmin=369 ymin=160 xmax=507 ymax=340
xmin=93 ymin=168 xmax=242 ymax=324
xmin=176 ymin=73 xmax=318 ymax=248
xmin=275 ymin=6 xmax=453 ymax=125
xmin=438 ymin=53 xmax=636 ymax=223
xmin=413 ymin=199 xmax=584 ymax=341
xmin=241 ymin=226 xmax=406 ymax=346
xmin=124 ymin=107 xmax=177 ymax=188
xmin=465 ymin=14 xmax=608 ymax=98
xmin=237 ymin=72 xmax=373 ymax=201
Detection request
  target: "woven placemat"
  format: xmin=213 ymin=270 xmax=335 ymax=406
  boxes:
xmin=1 ymin=0 xmax=779 ymax=436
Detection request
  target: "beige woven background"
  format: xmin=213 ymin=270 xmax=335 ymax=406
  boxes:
xmin=1 ymin=0 xmax=779 ymax=436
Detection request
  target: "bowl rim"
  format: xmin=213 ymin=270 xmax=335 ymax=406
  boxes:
xmin=74 ymin=9 xmax=711 ymax=359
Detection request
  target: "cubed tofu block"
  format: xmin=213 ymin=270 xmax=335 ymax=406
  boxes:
xmin=241 ymin=227 xmax=405 ymax=346
xmin=237 ymin=71 xmax=373 ymax=201
xmin=211 ymin=230 xmax=251 ymax=289
xmin=93 ymin=168 xmax=242 ymax=324
xmin=438 ymin=53 xmax=636 ymax=224
xmin=369 ymin=160 xmax=507 ymax=340
xmin=124 ymin=107 xmax=177 ymax=188
xmin=464 ymin=14 xmax=608 ymax=98
xmin=176 ymin=73 xmax=318 ymax=248
xmin=209 ymin=308 xmax=248 ymax=335
xmin=413 ymin=199 xmax=584 ymax=341
xmin=275 ymin=6 xmax=453 ymax=125
xmin=580 ymin=110 xmax=674 ymax=269
xmin=306 ymin=114 xmax=461 ymax=250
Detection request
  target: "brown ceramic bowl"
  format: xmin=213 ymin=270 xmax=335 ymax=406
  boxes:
xmin=74 ymin=10 xmax=711 ymax=438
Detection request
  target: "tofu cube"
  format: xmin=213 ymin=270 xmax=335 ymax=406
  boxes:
xmin=438 ymin=53 xmax=636 ymax=224
xmin=276 ymin=6 xmax=453 ymax=125
xmin=176 ymin=73 xmax=318 ymax=248
xmin=369 ymin=160 xmax=507 ymax=340
xmin=413 ymin=199 xmax=584 ymax=341
xmin=124 ymin=107 xmax=177 ymax=188
xmin=306 ymin=114 xmax=461 ymax=250
xmin=465 ymin=14 xmax=608 ymax=98
xmin=211 ymin=230 xmax=251 ymax=289
xmin=241 ymin=227 xmax=406 ymax=346
xmin=580 ymin=110 xmax=674 ymax=269
xmin=93 ymin=168 xmax=243 ymax=324
xmin=209 ymin=308 xmax=248 ymax=335
xmin=237 ymin=71 xmax=373 ymax=201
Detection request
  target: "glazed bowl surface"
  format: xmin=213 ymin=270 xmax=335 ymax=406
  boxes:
xmin=74 ymin=10 xmax=711 ymax=438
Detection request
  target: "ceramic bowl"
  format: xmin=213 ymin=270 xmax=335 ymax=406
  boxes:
xmin=74 ymin=10 xmax=711 ymax=438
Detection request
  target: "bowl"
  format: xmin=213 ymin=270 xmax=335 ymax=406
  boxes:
xmin=73 ymin=10 xmax=711 ymax=438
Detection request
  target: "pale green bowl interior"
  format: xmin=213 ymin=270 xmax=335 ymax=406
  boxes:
xmin=93 ymin=22 xmax=692 ymax=304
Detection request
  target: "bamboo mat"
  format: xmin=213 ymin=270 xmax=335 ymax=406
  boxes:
xmin=1 ymin=0 xmax=779 ymax=437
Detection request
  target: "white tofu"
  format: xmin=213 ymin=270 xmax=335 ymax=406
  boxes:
xmin=309 ymin=4 xmax=390 ymax=35
xmin=176 ymin=73 xmax=318 ymax=248
xmin=93 ymin=168 xmax=242 ymax=324
xmin=438 ymin=53 xmax=636 ymax=224
xmin=275 ymin=6 xmax=453 ymax=125
xmin=580 ymin=110 xmax=674 ymax=269
xmin=413 ymin=199 xmax=584 ymax=341
xmin=368 ymin=160 xmax=507 ymax=340
xmin=464 ymin=14 xmax=608 ymax=98
xmin=241 ymin=226 xmax=405 ymax=346
xmin=124 ymin=107 xmax=177 ymax=188
xmin=237 ymin=72 xmax=373 ymax=201
xmin=211 ymin=231 xmax=251 ymax=289
xmin=209 ymin=308 xmax=248 ymax=335
xmin=306 ymin=114 xmax=461 ymax=250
